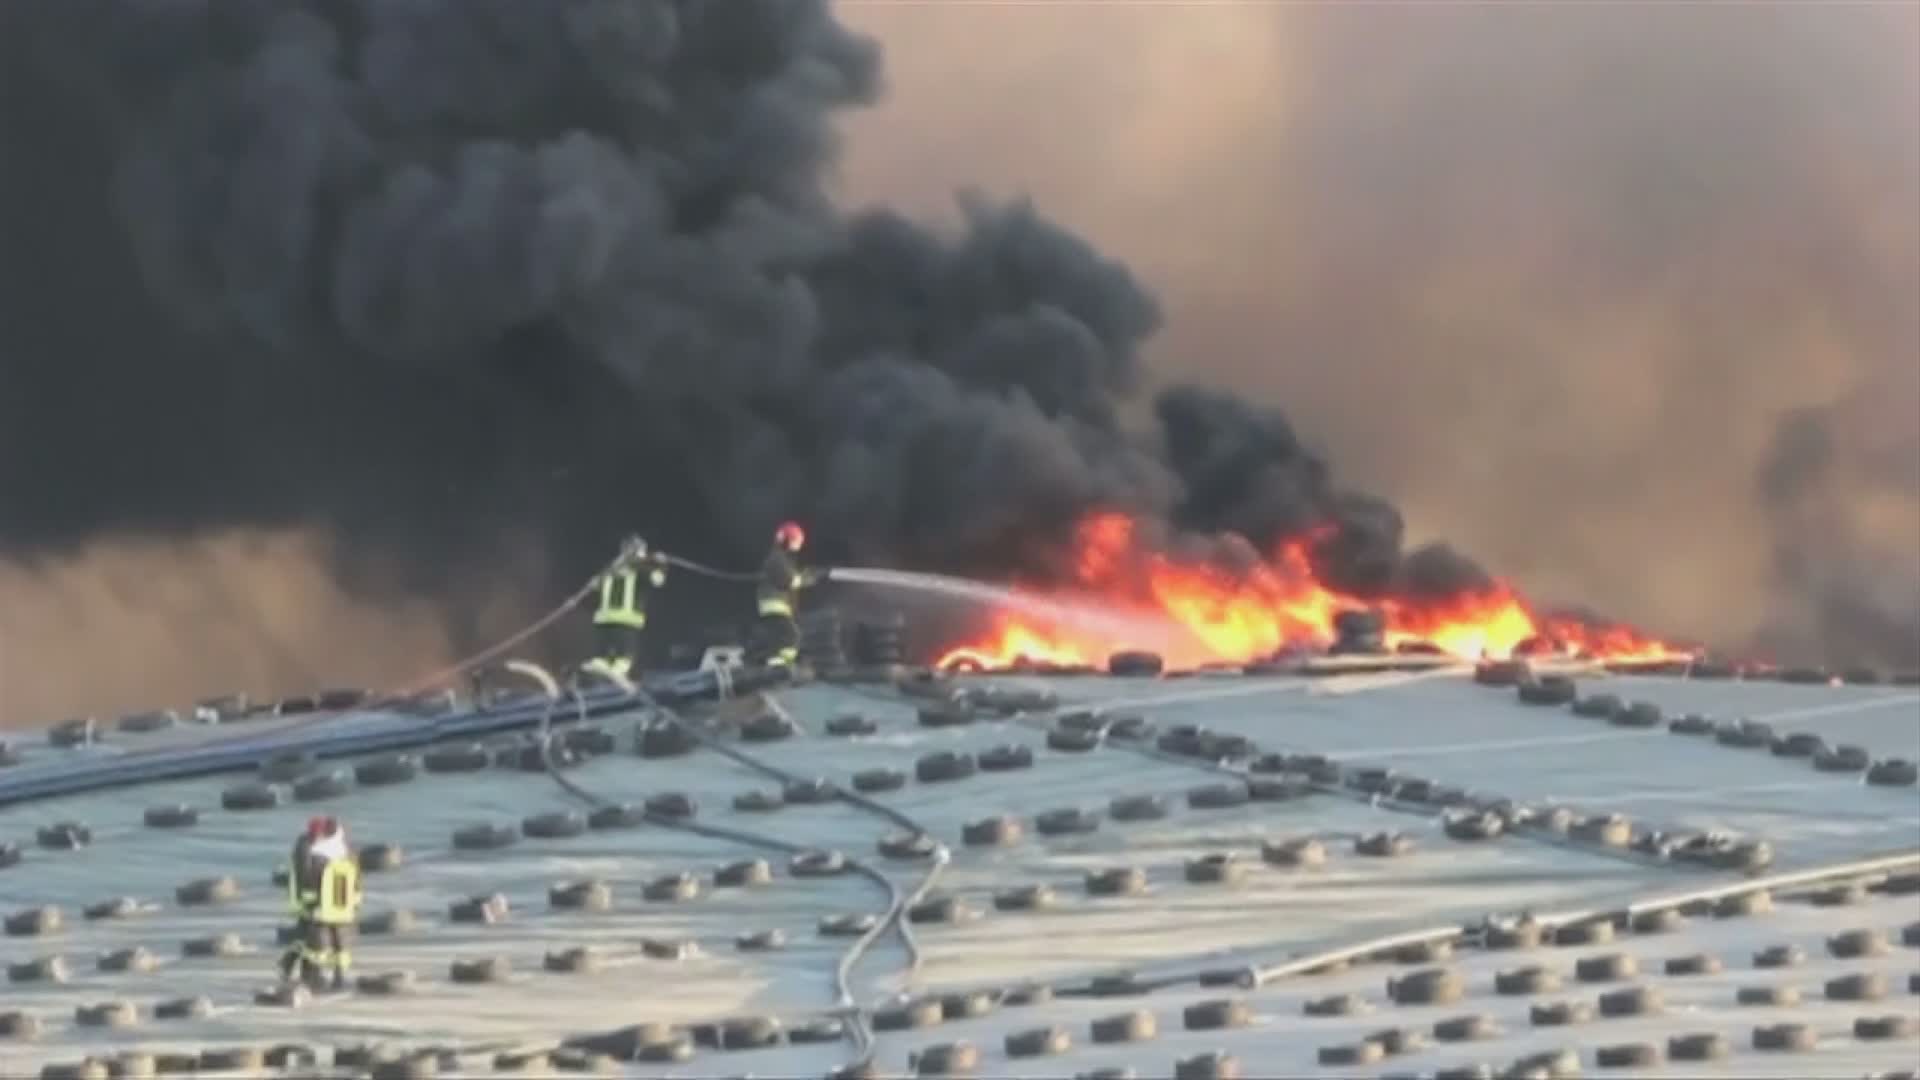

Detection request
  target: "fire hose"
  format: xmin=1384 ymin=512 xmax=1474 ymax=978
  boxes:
xmin=504 ymin=660 xmax=942 ymax=1074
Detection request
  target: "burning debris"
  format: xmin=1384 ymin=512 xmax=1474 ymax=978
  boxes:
xmin=934 ymin=513 xmax=1697 ymax=672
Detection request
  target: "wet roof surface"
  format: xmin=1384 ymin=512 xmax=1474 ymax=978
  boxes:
xmin=1 ymin=668 xmax=1916 ymax=1077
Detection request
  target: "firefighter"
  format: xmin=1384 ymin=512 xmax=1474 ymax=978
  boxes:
xmin=581 ymin=535 xmax=667 ymax=683
xmin=277 ymin=817 xmax=328 ymax=984
xmin=304 ymin=817 xmax=361 ymax=991
xmin=752 ymin=521 xmax=827 ymax=669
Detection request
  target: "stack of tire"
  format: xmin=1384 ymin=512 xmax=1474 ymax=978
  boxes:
xmin=852 ymin=615 xmax=908 ymax=668
xmin=1330 ymin=609 xmax=1387 ymax=656
xmin=797 ymin=609 xmax=846 ymax=670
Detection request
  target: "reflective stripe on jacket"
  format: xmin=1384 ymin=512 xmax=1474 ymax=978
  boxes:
xmin=594 ymin=558 xmax=664 ymax=630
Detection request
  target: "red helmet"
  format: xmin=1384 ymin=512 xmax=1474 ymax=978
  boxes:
xmin=305 ymin=816 xmax=328 ymax=839
xmin=774 ymin=521 xmax=806 ymax=551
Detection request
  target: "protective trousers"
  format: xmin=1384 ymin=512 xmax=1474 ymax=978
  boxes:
xmin=751 ymin=611 xmax=800 ymax=668
xmin=301 ymin=922 xmax=352 ymax=986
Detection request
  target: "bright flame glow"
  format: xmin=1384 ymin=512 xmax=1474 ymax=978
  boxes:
xmin=936 ymin=512 xmax=1697 ymax=671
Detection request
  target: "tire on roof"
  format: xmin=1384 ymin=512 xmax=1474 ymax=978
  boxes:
xmin=1597 ymin=985 xmax=1662 ymax=1017
xmin=548 ymin=880 xmax=613 ymax=912
xmin=873 ymin=999 xmax=943 ymax=1031
xmin=1173 ymin=1052 xmax=1244 ymax=1080
xmin=1714 ymin=719 xmax=1774 ymax=748
xmin=735 ymin=928 xmax=786 ymax=952
xmin=740 ymin=712 xmax=799 ymax=743
xmin=1753 ymin=943 xmax=1804 ymax=968
xmin=1443 ymin=810 xmax=1505 ymax=842
xmin=451 ymin=823 xmax=517 ymax=851
xmin=940 ymin=989 xmax=995 ymax=1020
xmin=1084 ymin=867 xmax=1148 ymax=898
xmin=1854 ymin=1014 xmax=1920 ymax=1040
xmin=644 ymin=792 xmax=696 ymax=819
xmin=1036 ymin=807 xmax=1100 ymax=836
xmin=447 ymin=893 xmax=509 ymax=924
xmin=1769 ymin=732 xmax=1827 ymax=758
xmin=1433 ymin=1013 xmax=1500 ymax=1042
xmin=1553 ymin=920 xmax=1614 ymax=946
xmin=916 ymin=751 xmax=977 ymax=783
xmin=1826 ymin=972 xmax=1888 ymax=1001
xmin=423 ymin=744 xmax=491 ymax=773
xmin=1668 ymin=713 xmax=1713 ymax=735
xmin=449 ymin=957 xmax=509 ymax=984
xmin=732 ymin=789 xmax=784 ymax=813
xmin=880 ymin=831 xmax=940 ymax=861
xmin=175 ymin=877 xmax=240 ymax=907
xmin=789 ymin=849 xmax=848 ymax=878
xmin=292 ymin=769 xmax=352 ymax=801
xmin=994 ymin=884 xmax=1058 ymax=912
xmin=97 ymin=946 xmax=158 ymax=973
xmin=1516 ymin=676 xmax=1576 ymax=706
xmin=1107 ymin=651 xmax=1164 ymax=677
xmin=522 ymin=811 xmax=587 ymax=840
xmin=979 ymin=744 xmax=1036 ymax=771
xmin=636 ymin=722 xmax=695 ymax=759
xmin=37 ymin=822 xmax=92 ymax=850
xmin=1388 ymin=968 xmax=1465 ymax=1005
xmin=354 ymin=754 xmax=420 ymax=786
xmin=1355 ymin=831 xmax=1415 ymax=857
xmin=825 ymin=712 xmax=878 ymax=736
xmin=852 ymin=767 xmax=907 ymax=793
xmin=1183 ymin=998 xmax=1253 ymax=1031
xmin=1828 ymin=928 xmax=1889 ymax=958
xmin=1262 ymin=837 xmax=1327 ymax=868
xmin=1815 ymin=744 xmax=1872 ymax=772
xmin=1304 ymin=993 xmax=1369 ymax=1016
xmin=1189 ymin=781 xmax=1251 ymax=810
xmin=1109 ymin=794 xmax=1169 ymax=822
xmin=1046 ymin=727 xmax=1102 ymax=753
xmin=1184 ymin=853 xmax=1249 ymax=885
xmin=1528 ymin=1000 xmax=1593 ymax=1026
xmin=1752 ymin=1021 xmax=1817 ymax=1051
xmin=1090 ymin=1009 xmax=1157 ymax=1044
xmin=1867 ymin=758 xmax=1920 ymax=787
xmin=1594 ymin=1043 xmax=1663 ymax=1068
xmin=1571 ymin=693 xmax=1622 ymax=719
xmin=7 ymin=956 xmax=67 ymax=984
xmin=642 ymin=872 xmax=702 ymax=902
xmin=356 ymin=971 xmax=417 ymax=996
xmin=1667 ymin=1033 xmax=1731 ymax=1061
xmin=714 ymin=859 xmax=773 ymax=888
xmin=1004 ymin=1025 xmax=1072 ymax=1058
xmin=1494 ymin=966 xmax=1561 ymax=995
xmin=1318 ymin=1042 xmax=1385 ymax=1067
xmin=962 ymin=815 xmax=1023 ymax=847
xmin=1664 ymin=953 xmax=1722 ymax=976
xmin=1609 ymin=702 xmax=1661 ymax=728
xmin=74 ymin=1001 xmax=139 ymax=1028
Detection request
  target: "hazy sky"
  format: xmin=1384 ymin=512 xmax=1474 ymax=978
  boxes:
xmin=835 ymin=0 xmax=1920 ymax=660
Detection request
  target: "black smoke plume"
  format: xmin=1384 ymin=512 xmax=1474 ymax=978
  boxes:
xmin=0 ymin=1 xmax=1678 ymax=715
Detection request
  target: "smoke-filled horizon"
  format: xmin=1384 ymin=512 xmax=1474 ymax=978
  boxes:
xmin=838 ymin=1 xmax=1920 ymax=670
xmin=1 ymin=1 xmax=1914 ymax=722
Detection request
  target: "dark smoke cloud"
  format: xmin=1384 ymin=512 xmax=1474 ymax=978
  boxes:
xmin=838 ymin=1 xmax=1920 ymax=667
xmin=0 ymin=0 xmax=1489 ymax=721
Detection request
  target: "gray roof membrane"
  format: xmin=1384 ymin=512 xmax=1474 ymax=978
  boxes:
xmin=1 ymin=666 xmax=1916 ymax=1077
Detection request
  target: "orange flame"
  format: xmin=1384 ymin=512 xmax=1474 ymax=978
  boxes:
xmin=935 ymin=512 xmax=1696 ymax=671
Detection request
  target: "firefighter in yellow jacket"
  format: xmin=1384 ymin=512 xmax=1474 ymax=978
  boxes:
xmin=752 ymin=521 xmax=827 ymax=669
xmin=581 ymin=535 xmax=668 ymax=682
xmin=304 ymin=819 xmax=362 ymax=991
